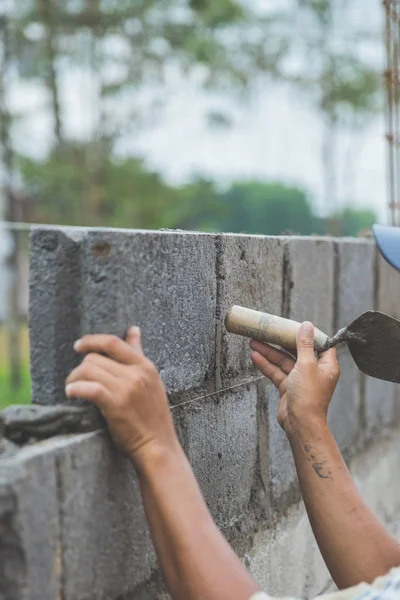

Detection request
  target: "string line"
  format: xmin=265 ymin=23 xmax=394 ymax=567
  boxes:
xmin=170 ymin=376 xmax=265 ymax=411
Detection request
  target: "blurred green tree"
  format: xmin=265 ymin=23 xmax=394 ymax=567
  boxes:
xmin=289 ymin=1 xmax=381 ymax=219
xmin=12 ymin=0 xmax=289 ymax=145
xmin=216 ymin=180 xmax=324 ymax=235
xmin=7 ymin=0 xmax=291 ymax=226
xmin=331 ymin=207 xmax=376 ymax=237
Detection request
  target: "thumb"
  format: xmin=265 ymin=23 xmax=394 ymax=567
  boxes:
xmin=126 ymin=326 xmax=144 ymax=356
xmin=296 ymin=321 xmax=316 ymax=363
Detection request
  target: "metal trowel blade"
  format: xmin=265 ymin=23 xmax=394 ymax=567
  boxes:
xmin=346 ymin=311 xmax=400 ymax=383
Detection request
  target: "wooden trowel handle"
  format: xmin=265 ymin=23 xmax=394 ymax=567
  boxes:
xmin=225 ymin=306 xmax=329 ymax=353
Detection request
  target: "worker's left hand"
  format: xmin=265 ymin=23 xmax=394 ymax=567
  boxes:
xmin=65 ymin=328 xmax=178 ymax=469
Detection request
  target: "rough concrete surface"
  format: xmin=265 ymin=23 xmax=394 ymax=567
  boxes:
xmin=79 ymin=229 xmax=218 ymax=396
xmin=29 ymin=227 xmax=86 ymax=406
xmin=51 ymin=432 xmax=156 ymax=600
xmin=365 ymin=250 xmax=400 ymax=437
xmin=257 ymin=379 xmax=298 ymax=509
xmin=30 ymin=227 xmax=218 ymax=404
xmin=217 ymin=234 xmax=283 ymax=386
xmin=328 ymin=240 xmax=375 ymax=453
xmin=183 ymin=384 xmax=258 ymax=532
xmin=283 ymin=237 xmax=335 ymax=336
xmin=329 ymin=345 xmax=362 ymax=453
xmin=20 ymin=228 xmax=400 ymax=599
xmin=0 ymin=445 xmax=60 ymax=600
xmin=377 ymin=252 xmax=400 ymax=320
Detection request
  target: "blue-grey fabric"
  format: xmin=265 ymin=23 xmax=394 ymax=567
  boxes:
xmin=250 ymin=567 xmax=400 ymax=600
xmin=373 ymin=224 xmax=400 ymax=272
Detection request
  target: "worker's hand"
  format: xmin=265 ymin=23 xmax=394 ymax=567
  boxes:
xmin=250 ymin=322 xmax=340 ymax=435
xmin=65 ymin=328 xmax=177 ymax=468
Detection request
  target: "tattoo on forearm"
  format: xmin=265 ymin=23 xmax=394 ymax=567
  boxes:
xmin=304 ymin=444 xmax=333 ymax=480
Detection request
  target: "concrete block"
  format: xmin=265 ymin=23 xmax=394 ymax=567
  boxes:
xmin=0 ymin=446 xmax=60 ymax=600
xmin=30 ymin=227 xmax=217 ymax=403
xmin=217 ymin=234 xmax=283 ymax=386
xmin=51 ymin=431 xmax=156 ymax=600
xmin=364 ymin=250 xmax=400 ymax=436
xmin=80 ymin=228 xmax=217 ymax=396
xmin=328 ymin=241 xmax=375 ymax=452
xmin=283 ymin=237 xmax=335 ymax=335
xmin=29 ymin=226 xmax=86 ymax=406
xmin=350 ymin=428 xmax=400 ymax=538
xmin=364 ymin=378 xmax=398 ymax=438
xmin=182 ymin=384 xmax=258 ymax=532
xmin=248 ymin=503 xmax=328 ymax=598
xmin=328 ymin=345 xmax=362 ymax=453
xmin=335 ymin=240 xmax=375 ymax=328
xmin=377 ymin=251 xmax=400 ymax=319
xmin=257 ymin=380 xmax=298 ymax=508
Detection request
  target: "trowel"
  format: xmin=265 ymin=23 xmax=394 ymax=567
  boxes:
xmin=225 ymin=306 xmax=400 ymax=384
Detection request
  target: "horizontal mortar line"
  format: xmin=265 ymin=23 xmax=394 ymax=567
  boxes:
xmin=170 ymin=376 xmax=265 ymax=411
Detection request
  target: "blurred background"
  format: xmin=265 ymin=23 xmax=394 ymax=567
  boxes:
xmin=0 ymin=0 xmax=393 ymax=406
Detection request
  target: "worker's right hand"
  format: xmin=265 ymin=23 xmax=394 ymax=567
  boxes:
xmin=250 ymin=321 xmax=340 ymax=436
xmin=65 ymin=328 xmax=178 ymax=470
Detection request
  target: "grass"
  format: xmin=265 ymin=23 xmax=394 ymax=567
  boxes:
xmin=0 ymin=325 xmax=31 ymax=409
xmin=0 ymin=364 xmax=31 ymax=409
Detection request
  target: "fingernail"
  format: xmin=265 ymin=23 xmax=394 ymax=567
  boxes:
xmin=129 ymin=326 xmax=140 ymax=335
xmin=65 ymin=384 xmax=73 ymax=396
xmin=301 ymin=321 xmax=314 ymax=335
xmin=74 ymin=340 xmax=82 ymax=351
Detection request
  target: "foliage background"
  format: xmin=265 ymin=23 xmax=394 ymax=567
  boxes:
xmin=0 ymin=0 xmax=385 ymax=404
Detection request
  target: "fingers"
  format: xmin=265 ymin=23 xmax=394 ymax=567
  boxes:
xmin=74 ymin=333 xmax=143 ymax=365
xmin=65 ymin=380 xmax=113 ymax=411
xmin=250 ymin=351 xmax=287 ymax=395
xmin=126 ymin=327 xmax=144 ymax=356
xmin=319 ymin=347 xmax=341 ymax=382
xmin=249 ymin=340 xmax=295 ymax=375
xmin=66 ymin=361 xmax=119 ymax=389
xmin=296 ymin=322 xmax=317 ymax=364
xmin=82 ymin=353 xmax=128 ymax=378
xmin=319 ymin=346 xmax=338 ymax=366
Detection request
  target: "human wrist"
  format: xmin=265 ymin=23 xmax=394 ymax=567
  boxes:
xmin=284 ymin=409 xmax=329 ymax=441
xmin=132 ymin=435 xmax=185 ymax=478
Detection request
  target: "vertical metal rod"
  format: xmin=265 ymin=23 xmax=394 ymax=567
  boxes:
xmin=385 ymin=0 xmax=397 ymax=225
xmin=393 ymin=0 xmax=400 ymax=226
xmin=391 ymin=1 xmax=399 ymax=225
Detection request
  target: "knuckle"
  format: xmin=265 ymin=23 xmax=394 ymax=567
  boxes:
xmin=73 ymin=364 xmax=86 ymax=379
xmin=105 ymin=335 xmax=120 ymax=353
xmin=300 ymin=338 xmax=314 ymax=349
xmin=143 ymin=359 xmax=158 ymax=376
xmin=122 ymin=376 xmax=138 ymax=401
xmin=298 ymin=358 xmax=316 ymax=371
xmin=84 ymin=353 xmax=99 ymax=365
xmin=92 ymin=382 xmax=105 ymax=397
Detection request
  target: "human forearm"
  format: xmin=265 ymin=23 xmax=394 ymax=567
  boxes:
xmin=251 ymin=324 xmax=400 ymax=590
xmin=288 ymin=417 xmax=400 ymax=589
xmin=67 ymin=330 xmax=259 ymax=600
xmin=136 ymin=440 xmax=260 ymax=600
